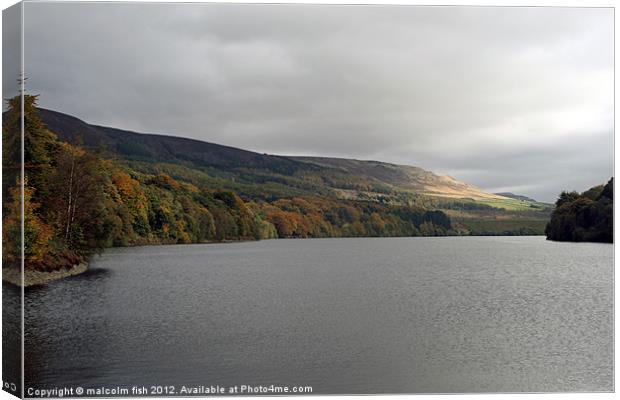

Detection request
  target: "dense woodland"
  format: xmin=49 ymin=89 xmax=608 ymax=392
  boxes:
xmin=3 ymin=95 xmax=455 ymax=272
xmin=545 ymin=178 xmax=613 ymax=243
xmin=38 ymin=104 xmax=553 ymax=237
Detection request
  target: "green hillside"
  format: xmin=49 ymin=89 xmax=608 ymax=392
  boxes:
xmin=3 ymin=95 xmax=555 ymax=278
xmin=0 ymin=96 xmax=456 ymax=276
xmin=37 ymin=107 xmax=551 ymax=233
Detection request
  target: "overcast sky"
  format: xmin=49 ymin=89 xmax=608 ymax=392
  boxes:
xmin=12 ymin=3 xmax=614 ymax=202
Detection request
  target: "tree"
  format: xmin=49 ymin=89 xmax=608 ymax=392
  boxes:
xmin=111 ymin=171 xmax=150 ymax=236
xmin=546 ymin=178 xmax=613 ymax=243
xmin=555 ymin=191 xmax=580 ymax=207
xmin=3 ymin=185 xmax=53 ymax=267
xmin=45 ymin=143 xmax=108 ymax=252
xmin=368 ymin=212 xmax=386 ymax=235
xmin=3 ymin=94 xmax=58 ymax=204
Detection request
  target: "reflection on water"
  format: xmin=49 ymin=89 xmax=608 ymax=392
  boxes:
xmin=3 ymin=282 xmax=22 ymax=396
xmin=23 ymin=237 xmax=612 ymax=394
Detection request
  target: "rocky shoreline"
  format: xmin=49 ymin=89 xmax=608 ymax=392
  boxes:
xmin=2 ymin=263 xmax=88 ymax=287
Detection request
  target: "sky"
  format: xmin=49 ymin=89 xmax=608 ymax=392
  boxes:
xmin=9 ymin=3 xmax=614 ymax=202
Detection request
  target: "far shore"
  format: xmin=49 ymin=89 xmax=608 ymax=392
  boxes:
xmin=5 ymin=233 xmax=588 ymax=288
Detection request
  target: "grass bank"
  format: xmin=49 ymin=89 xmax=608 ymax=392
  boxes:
xmin=2 ymin=263 xmax=88 ymax=287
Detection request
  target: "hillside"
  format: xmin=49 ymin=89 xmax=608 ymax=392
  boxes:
xmin=34 ymin=107 xmax=551 ymax=236
xmin=40 ymin=108 xmax=519 ymax=203
xmin=7 ymin=96 xmax=468 ymax=282
xmin=292 ymin=156 xmax=508 ymax=201
xmin=38 ymin=108 xmax=313 ymax=175
xmin=495 ymin=192 xmax=538 ymax=203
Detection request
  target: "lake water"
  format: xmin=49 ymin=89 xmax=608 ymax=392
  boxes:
xmin=8 ymin=236 xmax=614 ymax=394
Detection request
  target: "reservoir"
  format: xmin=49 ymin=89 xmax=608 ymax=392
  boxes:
xmin=8 ymin=236 xmax=613 ymax=394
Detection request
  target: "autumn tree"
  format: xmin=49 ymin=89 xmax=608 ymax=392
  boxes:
xmin=111 ymin=171 xmax=150 ymax=237
xmin=44 ymin=143 xmax=108 ymax=252
xmin=3 ymin=185 xmax=53 ymax=267
xmin=3 ymin=94 xmax=58 ymax=204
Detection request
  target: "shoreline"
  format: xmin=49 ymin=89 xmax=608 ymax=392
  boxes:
xmin=97 ymin=234 xmax=550 ymax=251
xmin=2 ymin=263 xmax=89 ymax=287
xmin=1 ymin=234 xmax=603 ymax=288
xmin=1 ymin=238 xmax=259 ymax=288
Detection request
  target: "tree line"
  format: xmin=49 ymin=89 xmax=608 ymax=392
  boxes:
xmin=545 ymin=178 xmax=613 ymax=243
xmin=3 ymin=94 xmax=454 ymax=272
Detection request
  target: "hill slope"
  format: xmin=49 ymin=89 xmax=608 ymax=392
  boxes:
xmin=35 ymin=107 xmax=552 ymax=236
xmin=494 ymin=192 xmax=538 ymax=202
xmin=292 ymin=156 xmax=506 ymax=201
xmin=2 ymin=95 xmax=557 ymax=288
xmin=39 ymin=108 xmax=510 ymax=203
xmin=38 ymin=108 xmax=313 ymax=175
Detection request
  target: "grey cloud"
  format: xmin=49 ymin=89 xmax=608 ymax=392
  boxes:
xmin=18 ymin=3 xmax=614 ymax=202
xmin=3 ymin=3 xmax=21 ymax=100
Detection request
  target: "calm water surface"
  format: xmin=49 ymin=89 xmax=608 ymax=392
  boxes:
xmin=12 ymin=237 xmax=614 ymax=393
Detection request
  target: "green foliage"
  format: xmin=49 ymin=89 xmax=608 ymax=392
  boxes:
xmin=3 ymin=95 xmax=58 ymax=202
xmin=545 ymin=178 xmax=613 ymax=243
xmin=555 ymin=191 xmax=581 ymax=207
xmin=475 ymin=197 xmax=552 ymax=212
xmin=2 ymin=94 xmax=563 ymax=272
xmin=1 ymin=95 xmax=292 ymax=271
xmin=581 ymin=185 xmax=604 ymax=201
xmin=250 ymin=197 xmax=453 ymax=238
xmin=43 ymin=144 xmax=110 ymax=253
xmin=453 ymin=218 xmax=548 ymax=236
xmin=3 ymin=184 xmax=54 ymax=266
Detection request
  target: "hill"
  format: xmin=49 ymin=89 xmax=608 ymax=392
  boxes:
xmin=38 ymin=108 xmax=313 ymax=175
xmin=40 ymin=108 xmax=527 ymax=203
xmin=292 ymin=156 xmax=506 ymax=201
xmin=7 ymin=96 xmax=469 ymax=283
xmin=0 ymin=95 xmax=558 ymax=287
xmin=35 ymin=107 xmax=551 ymax=236
xmin=495 ymin=192 xmax=538 ymax=203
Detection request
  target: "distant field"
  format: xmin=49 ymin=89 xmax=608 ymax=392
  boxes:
xmin=445 ymin=205 xmax=550 ymax=235
xmin=475 ymin=198 xmax=552 ymax=212
xmin=453 ymin=218 xmax=549 ymax=235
